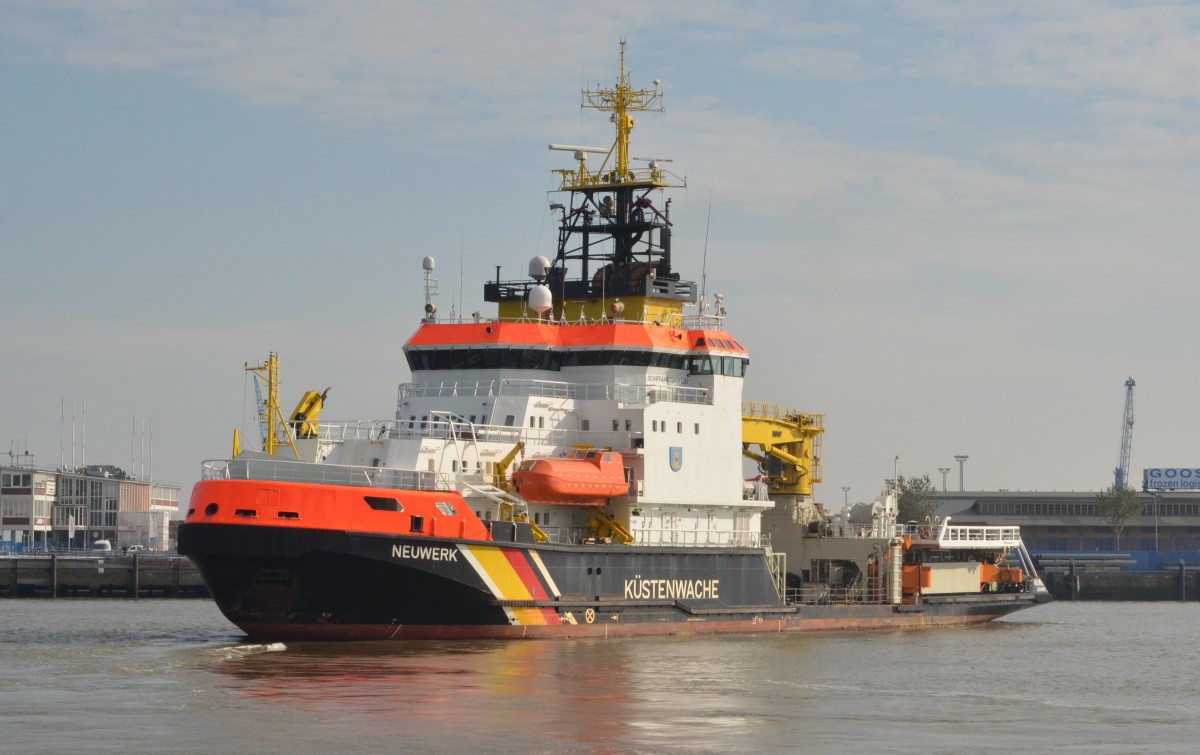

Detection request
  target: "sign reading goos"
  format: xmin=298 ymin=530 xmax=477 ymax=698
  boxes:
xmin=1144 ymin=468 xmax=1200 ymax=490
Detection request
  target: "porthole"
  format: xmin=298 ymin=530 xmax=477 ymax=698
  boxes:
xmin=204 ymin=503 xmax=219 ymax=517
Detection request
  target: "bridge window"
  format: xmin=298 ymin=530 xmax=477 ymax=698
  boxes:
xmin=406 ymin=347 xmax=691 ymax=372
xmin=688 ymin=356 xmax=714 ymax=375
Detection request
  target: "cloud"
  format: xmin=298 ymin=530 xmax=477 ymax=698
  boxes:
xmin=4 ymin=1 xmax=1200 ymax=497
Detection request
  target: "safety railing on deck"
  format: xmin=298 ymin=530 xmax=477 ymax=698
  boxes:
xmin=201 ymin=458 xmax=456 ymax=490
xmin=896 ymin=519 xmax=1023 ymax=548
xmin=785 ymin=582 xmax=889 ymax=606
xmin=398 ymin=379 xmax=709 ymax=407
xmin=629 ymin=527 xmax=767 ymax=548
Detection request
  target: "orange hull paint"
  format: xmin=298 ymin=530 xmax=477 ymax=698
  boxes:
xmin=183 ymin=478 xmax=492 ymax=541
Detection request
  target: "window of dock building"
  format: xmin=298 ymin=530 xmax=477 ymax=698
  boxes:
xmin=2 ymin=473 xmax=31 ymax=488
xmin=582 ymin=419 xmax=590 ymax=431
xmin=676 ymin=422 xmax=682 ymax=433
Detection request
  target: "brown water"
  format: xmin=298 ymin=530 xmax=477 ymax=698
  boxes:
xmin=2 ymin=600 xmax=1197 ymax=754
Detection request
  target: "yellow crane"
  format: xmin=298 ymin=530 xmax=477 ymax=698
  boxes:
xmin=741 ymin=402 xmax=824 ymax=497
xmin=233 ymin=354 xmax=328 ymax=459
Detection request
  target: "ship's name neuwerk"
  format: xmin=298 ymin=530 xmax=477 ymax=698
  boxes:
xmin=392 ymin=544 xmax=459 ymax=562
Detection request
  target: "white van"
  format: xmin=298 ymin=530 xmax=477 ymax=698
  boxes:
xmin=91 ymin=539 xmax=112 ymax=552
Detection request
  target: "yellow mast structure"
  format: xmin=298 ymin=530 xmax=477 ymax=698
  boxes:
xmin=553 ymin=39 xmax=674 ymax=192
xmin=244 ymin=353 xmax=300 ymax=459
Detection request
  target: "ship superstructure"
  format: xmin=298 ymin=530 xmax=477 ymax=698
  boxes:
xmin=178 ymin=44 xmax=1048 ymax=640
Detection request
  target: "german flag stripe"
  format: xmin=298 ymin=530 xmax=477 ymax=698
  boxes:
xmin=459 ymin=544 xmax=554 ymax=626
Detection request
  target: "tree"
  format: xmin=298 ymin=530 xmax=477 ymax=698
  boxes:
xmin=897 ymin=474 xmax=938 ymax=524
xmin=1095 ymin=485 xmax=1142 ymax=548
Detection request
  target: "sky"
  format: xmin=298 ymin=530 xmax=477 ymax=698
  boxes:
xmin=3 ymin=1 xmax=1199 ymax=512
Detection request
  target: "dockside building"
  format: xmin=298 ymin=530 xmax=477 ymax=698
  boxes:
xmin=0 ymin=463 xmax=180 ymax=552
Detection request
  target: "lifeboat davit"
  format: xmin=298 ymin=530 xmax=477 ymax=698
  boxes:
xmin=512 ymin=449 xmax=629 ymax=505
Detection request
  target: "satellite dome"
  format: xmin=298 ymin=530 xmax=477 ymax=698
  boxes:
xmin=528 ymin=284 xmax=553 ymax=315
xmin=422 ymin=256 xmax=436 ymax=271
xmin=528 ymin=256 xmax=551 ymax=282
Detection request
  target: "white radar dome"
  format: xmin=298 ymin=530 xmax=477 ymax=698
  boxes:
xmin=422 ymin=256 xmax=436 ymax=271
xmin=528 ymin=256 xmax=550 ymax=282
xmin=528 ymin=284 xmax=553 ymax=315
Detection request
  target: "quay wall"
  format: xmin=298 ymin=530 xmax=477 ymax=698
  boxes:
xmin=1042 ymin=568 xmax=1200 ymax=601
xmin=0 ymin=554 xmax=209 ymax=598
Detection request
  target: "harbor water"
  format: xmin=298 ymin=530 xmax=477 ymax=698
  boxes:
xmin=3 ymin=600 xmax=1198 ymax=754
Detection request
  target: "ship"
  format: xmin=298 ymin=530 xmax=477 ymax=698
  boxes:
xmin=177 ymin=44 xmax=1050 ymax=641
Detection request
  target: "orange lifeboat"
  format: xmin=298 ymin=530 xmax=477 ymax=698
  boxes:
xmin=512 ymin=449 xmax=629 ymax=505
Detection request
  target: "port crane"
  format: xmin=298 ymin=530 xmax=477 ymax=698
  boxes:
xmin=1114 ymin=377 xmax=1135 ymax=489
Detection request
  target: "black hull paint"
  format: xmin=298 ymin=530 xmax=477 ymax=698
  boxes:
xmin=178 ymin=522 xmax=1042 ymax=641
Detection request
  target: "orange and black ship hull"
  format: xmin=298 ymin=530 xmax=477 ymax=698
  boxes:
xmin=178 ymin=496 xmax=1041 ymax=641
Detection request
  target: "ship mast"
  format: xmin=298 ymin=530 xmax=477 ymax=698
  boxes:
xmin=485 ymin=41 xmax=694 ymax=324
xmin=581 ymin=40 xmax=660 ymax=186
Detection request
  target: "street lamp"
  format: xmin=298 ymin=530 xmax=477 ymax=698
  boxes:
xmin=842 ymin=486 xmax=850 ymax=506
xmin=954 ymin=455 xmax=969 ymax=492
xmin=938 ymin=467 xmax=951 ymax=492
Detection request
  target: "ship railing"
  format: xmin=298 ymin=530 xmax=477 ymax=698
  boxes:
xmin=785 ymin=583 xmax=889 ymax=606
xmin=740 ymin=401 xmax=824 ymax=429
xmin=628 ymin=527 xmax=767 ymax=548
xmin=397 ymin=379 xmax=709 ymax=406
xmin=680 ymin=314 xmax=725 ymax=329
xmin=201 ymin=459 xmax=456 ymax=491
xmin=387 ymin=416 xmax=636 ymax=451
xmin=531 ymin=526 xmax=765 ymax=548
xmin=896 ymin=518 xmax=1023 ymax=548
xmin=309 ymin=420 xmax=398 ymax=443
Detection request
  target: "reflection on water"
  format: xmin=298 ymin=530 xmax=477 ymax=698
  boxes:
xmin=6 ymin=601 xmax=1200 ymax=754
xmin=208 ymin=639 xmax=651 ymax=750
